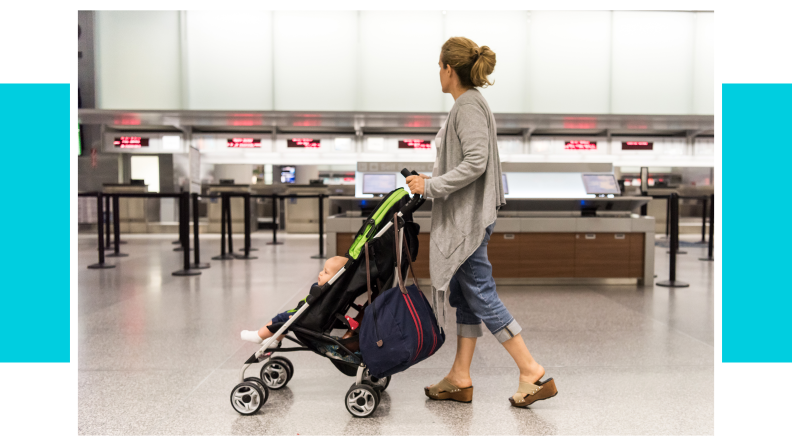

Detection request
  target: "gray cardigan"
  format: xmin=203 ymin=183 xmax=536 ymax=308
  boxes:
xmin=423 ymin=88 xmax=506 ymax=311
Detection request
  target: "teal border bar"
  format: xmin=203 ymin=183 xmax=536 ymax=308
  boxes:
xmin=723 ymin=83 xmax=792 ymax=362
xmin=0 ymin=84 xmax=70 ymax=362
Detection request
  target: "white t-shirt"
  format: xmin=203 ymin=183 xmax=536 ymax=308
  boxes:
xmin=432 ymin=118 xmax=447 ymax=178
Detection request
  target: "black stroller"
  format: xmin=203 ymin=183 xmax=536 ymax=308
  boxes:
xmin=230 ymin=170 xmax=426 ymax=418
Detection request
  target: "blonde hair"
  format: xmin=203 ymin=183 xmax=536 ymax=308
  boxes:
xmin=440 ymin=37 xmax=496 ymax=88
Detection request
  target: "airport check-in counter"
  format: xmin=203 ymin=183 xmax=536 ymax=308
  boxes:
xmin=283 ymin=185 xmax=330 ymax=234
xmin=206 ymin=184 xmax=252 ymax=233
xmin=102 ymin=183 xmax=149 ymax=233
xmin=327 ymin=196 xmax=655 ymax=285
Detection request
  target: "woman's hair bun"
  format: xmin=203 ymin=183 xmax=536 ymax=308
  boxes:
xmin=441 ymin=37 xmax=496 ymax=88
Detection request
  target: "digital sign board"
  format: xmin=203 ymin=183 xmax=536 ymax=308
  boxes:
xmin=113 ymin=136 xmax=149 ymax=148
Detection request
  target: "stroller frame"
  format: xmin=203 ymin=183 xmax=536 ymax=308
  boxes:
xmin=230 ymin=169 xmax=426 ymax=418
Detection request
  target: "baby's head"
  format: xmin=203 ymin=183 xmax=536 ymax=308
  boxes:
xmin=318 ymin=256 xmax=347 ymax=286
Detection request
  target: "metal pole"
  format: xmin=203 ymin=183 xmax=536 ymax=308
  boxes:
xmin=191 ymin=192 xmax=209 ymax=269
xmin=106 ymin=195 xmax=128 ymax=257
xmin=700 ymin=194 xmax=715 ymax=261
xmin=235 ymin=193 xmax=257 ymax=260
xmin=104 ymin=194 xmax=112 ymax=250
xmin=700 ymin=196 xmax=708 ymax=243
xmin=213 ymin=193 xmax=233 ymax=260
xmin=173 ymin=192 xmax=200 ymax=276
xmin=665 ymin=197 xmax=670 ymax=238
xmin=658 ymin=193 xmax=688 ymax=287
xmin=226 ymin=194 xmax=234 ymax=253
xmin=311 ymin=194 xmax=327 ymax=259
xmin=267 ymin=194 xmax=284 ymax=245
xmin=88 ymin=193 xmax=115 ymax=269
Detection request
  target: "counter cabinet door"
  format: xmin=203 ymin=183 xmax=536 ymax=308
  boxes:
xmin=487 ymin=233 xmax=522 ymax=278
xmin=520 ymin=233 xmax=576 ymax=278
xmin=574 ymin=233 xmax=631 ymax=278
xmin=336 ymin=233 xmax=356 ymax=257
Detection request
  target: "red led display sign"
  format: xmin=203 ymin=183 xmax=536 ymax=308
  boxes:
xmin=113 ymin=136 xmax=149 ymax=148
xmin=398 ymin=139 xmax=432 ymax=149
xmin=227 ymin=138 xmax=262 ymax=148
xmin=622 ymin=141 xmax=654 ymax=150
xmin=287 ymin=138 xmax=321 ymax=148
xmin=564 ymin=140 xmax=597 ymax=150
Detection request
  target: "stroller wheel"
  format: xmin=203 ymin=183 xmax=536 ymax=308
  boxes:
xmin=271 ymin=356 xmax=294 ymax=381
xmin=345 ymin=384 xmax=379 ymax=418
xmin=362 ymin=368 xmax=391 ymax=392
xmin=260 ymin=358 xmax=291 ymax=390
xmin=230 ymin=382 xmax=265 ymax=416
xmin=243 ymin=377 xmax=270 ymax=405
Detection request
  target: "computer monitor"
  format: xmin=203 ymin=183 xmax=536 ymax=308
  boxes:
xmin=502 ymin=173 xmax=509 ymax=195
xmin=582 ymin=174 xmax=621 ymax=195
xmin=362 ymin=174 xmax=396 ymax=195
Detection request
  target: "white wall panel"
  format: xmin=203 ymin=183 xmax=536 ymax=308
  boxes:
xmin=185 ymin=11 xmax=273 ymax=110
xmin=611 ymin=11 xmax=696 ymax=114
xmin=96 ymin=11 xmax=182 ymax=109
xmin=444 ymin=11 xmax=530 ymax=113
xmin=358 ymin=11 xmax=444 ymax=112
xmin=528 ymin=11 xmax=612 ymax=114
xmin=272 ymin=11 xmax=358 ymax=111
xmin=693 ymin=12 xmax=714 ymax=115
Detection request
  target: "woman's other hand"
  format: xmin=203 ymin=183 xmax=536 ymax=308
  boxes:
xmin=406 ymin=175 xmax=427 ymax=195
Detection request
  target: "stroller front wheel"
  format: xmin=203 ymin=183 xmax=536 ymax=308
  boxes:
xmin=362 ymin=368 xmax=391 ymax=392
xmin=261 ymin=358 xmax=291 ymax=389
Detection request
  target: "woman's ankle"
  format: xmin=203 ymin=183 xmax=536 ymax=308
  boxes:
xmin=519 ymin=363 xmax=545 ymax=383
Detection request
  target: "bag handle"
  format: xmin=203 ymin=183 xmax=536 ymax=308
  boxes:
xmin=393 ymin=214 xmax=424 ymax=296
xmin=364 ymin=242 xmax=383 ymax=347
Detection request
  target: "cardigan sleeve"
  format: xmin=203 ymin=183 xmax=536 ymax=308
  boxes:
xmin=424 ymin=104 xmax=488 ymax=199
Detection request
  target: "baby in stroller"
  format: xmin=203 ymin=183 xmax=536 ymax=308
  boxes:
xmin=240 ymin=255 xmax=361 ymax=360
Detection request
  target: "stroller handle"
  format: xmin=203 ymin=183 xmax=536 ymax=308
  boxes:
xmin=400 ymin=168 xmax=426 ymax=216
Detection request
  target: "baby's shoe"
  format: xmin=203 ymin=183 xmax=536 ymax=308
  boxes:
xmin=241 ymin=330 xmax=263 ymax=343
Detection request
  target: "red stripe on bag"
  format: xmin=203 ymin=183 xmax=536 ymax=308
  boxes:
xmin=402 ymin=292 xmax=422 ymax=361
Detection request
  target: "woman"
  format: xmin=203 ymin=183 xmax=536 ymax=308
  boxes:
xmin=405 ymin=37 xmax=558 ymax=408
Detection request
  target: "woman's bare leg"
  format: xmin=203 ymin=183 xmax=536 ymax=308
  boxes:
xmin=502 ymin=333 xmax=545 ymax=394
xmin=444 ymin=336 xmax=477 ymax=388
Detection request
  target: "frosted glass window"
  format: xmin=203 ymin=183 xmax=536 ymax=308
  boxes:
xmin=95 ymin=11 xmax=182 ymax=109
xmin=443 ymin=11 xmax=530 ymax=113
xmin=693 ymin=12 xmax=714 ymax=115
xmin=185 ymin=11 xmax=273 ymax=110
xmin=359 ymin=11 xmax=444 ymax=112
xmin=272 ymin=11 xmax=358 ymax=111
xmin=131 ymin=156 xmax=160 ymax=193
xmin=527 ymin=11 xmax=612 ymax=114
xmin=611 ymin=11 xmax=695 ymax=114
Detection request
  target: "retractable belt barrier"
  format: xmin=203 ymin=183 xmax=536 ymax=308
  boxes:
xmin=81 ymin=191 xmax=329 ymax=275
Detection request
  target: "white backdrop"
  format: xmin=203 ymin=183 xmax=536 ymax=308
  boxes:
xmin=94 ymin=10 xmax=714 ymax=115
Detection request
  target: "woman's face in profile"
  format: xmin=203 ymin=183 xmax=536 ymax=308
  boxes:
xmin=439 ymin=56 xmax=451 ymax=94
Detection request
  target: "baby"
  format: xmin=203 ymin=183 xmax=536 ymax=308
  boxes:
xmin=240 ymin=255 xmax=351 ymax=346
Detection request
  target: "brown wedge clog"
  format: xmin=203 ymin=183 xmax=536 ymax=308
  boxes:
xmin=509 ymin=377 xmax=558 ymax=407
xmin=424 ymin=378 xmax=473 ymax=403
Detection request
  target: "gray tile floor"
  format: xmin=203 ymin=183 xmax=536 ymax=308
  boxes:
xmin=78 ymin=232 xmax=713 ymax=435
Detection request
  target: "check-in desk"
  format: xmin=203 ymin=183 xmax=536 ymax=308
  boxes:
xmin=327 ymin=196 xmax=655 ymax=286
xmin=102 ymin=183 xmax=148 ymax=233
xmin=283 ymin=185 xmax=330 ymax=234
xmin=206 ymin=184 xmax=251 ymax=233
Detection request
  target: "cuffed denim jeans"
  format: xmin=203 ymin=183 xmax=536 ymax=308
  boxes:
xmin=448 ymin=222 xmax=522 ymax=343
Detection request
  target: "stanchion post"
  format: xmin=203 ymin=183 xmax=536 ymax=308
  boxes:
xmin=104 ymin=195 xmax=112 ymax=250
xmin=665 ymin=197 xmax=670 ymax=238
xmin=106 ymin=195 xmax=128 ymax=258
xmin=173 ymin=192 xmax=200 ymax=276
xmin=700 ymin=196 xmax=708 ymax=244
xmin=311 ymin=194 xmax=327 ymax=259
xmin=700 ymin=194 xmax=715 ymax=261
xmin=88 ymin=192 xmax=115 ymax=269
xmin=658 ymin=193 xmax=688 ymax=288
xmin=226 ymin=195 xmax=235 ymax=253
xmin=191 ymin=192 xmax=210 ymax=269
xmin=213 ymin=193 xmax=234 ymax=260
xmin=235 ymin=193 xmax=257 ymax=260
xmin=267 ymin=194 xmax=284 ymax=245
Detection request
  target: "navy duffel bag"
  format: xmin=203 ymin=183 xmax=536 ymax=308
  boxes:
xmin=359 ymin=216 xmax=445 ymax=378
